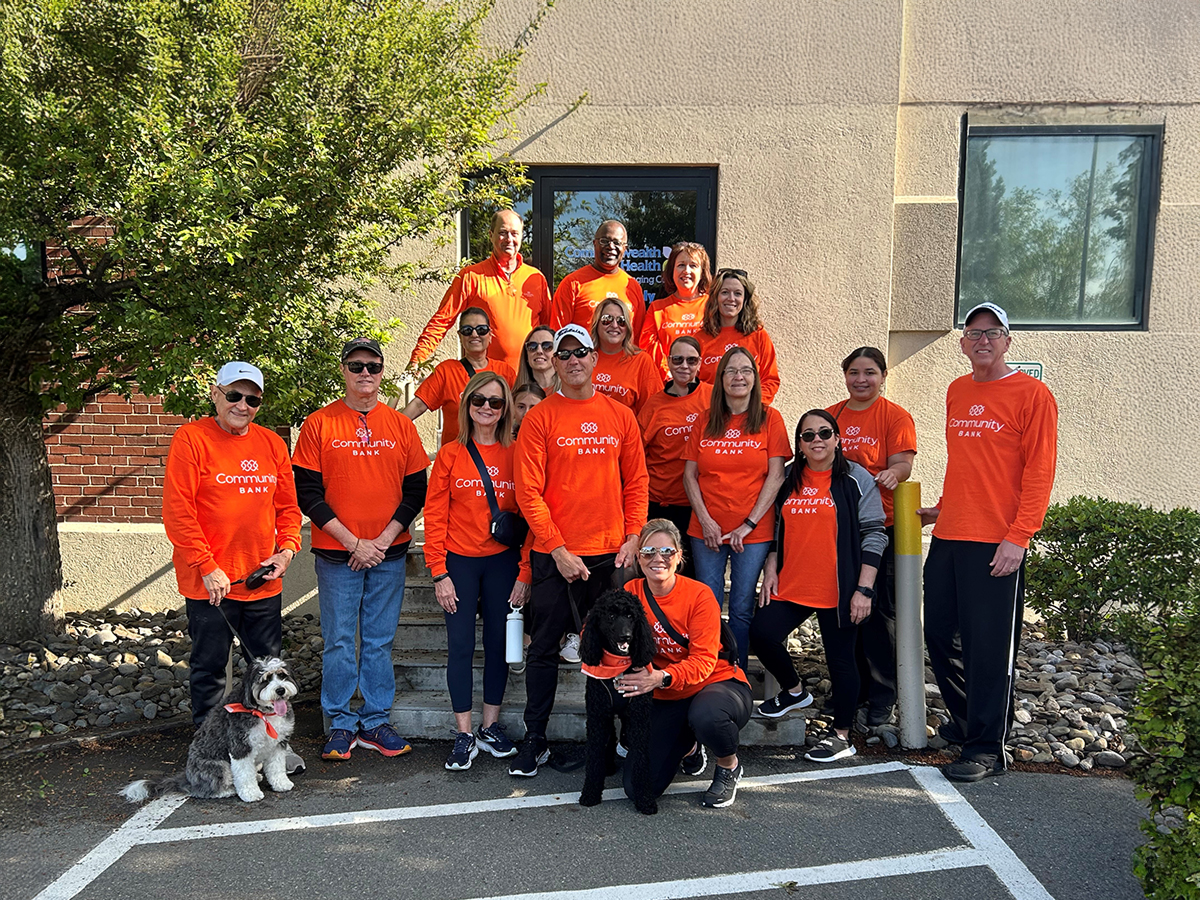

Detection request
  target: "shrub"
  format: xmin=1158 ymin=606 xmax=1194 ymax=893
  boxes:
xmin=1025 ymin=496 xmax=1200 ymax=642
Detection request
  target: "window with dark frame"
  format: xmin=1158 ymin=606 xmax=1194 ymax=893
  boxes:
xmin=956 ymin=122 xmax=1162 ymax=330
xmin=462 ymin=166 xmax=719 ymax=304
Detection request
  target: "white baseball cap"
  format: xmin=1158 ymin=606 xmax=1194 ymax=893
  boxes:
xmin=553 ymin=323 xmax=595 ymax=351
xmin=215 ymin=361 xmax=264 ymax=390
xmin=963 ymin=302 xmax=1010 ymax=331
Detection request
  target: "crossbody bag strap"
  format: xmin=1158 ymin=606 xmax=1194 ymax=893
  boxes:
xmin=464 ymin=440 xmax=501 ymax=521
xmin=642 ymin=578 xmax=688 ymax=649
xmin=460 ymin=358 xmax=476 ymax=378
xmin=831 ymin=399 xmax=850 ymax=420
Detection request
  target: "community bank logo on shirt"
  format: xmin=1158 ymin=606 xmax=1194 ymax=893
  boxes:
xmin=663 ymin=413 xmax=700 ymax=438
xmin=557 ymin=420 xmax=619 ymax=455
xmin=844 ymin=426 xmax=860 ymax=437
xmin=802 ymin=486 xmax=818 ymax=496
xmin=650 ymin=617 xmax=687 ymax=654
xmin=595 ymin=373 xmax=611 ymax=383
xmin=215 ymin=459 xmax=276 ymax=493
xmin=725 ymin=428 xmax=742 ymax=439
xmin=970 ymin=404 xmax=986 ymax=416
xmin=681 ymin=313 xmax=696 ymax=322
xmin=487 ymin=465 xmax=500 ymax=477
xmin=950 ymin=402 xmax=1006 ymax=439
xmin=784 ymin=493 xmax=834 ymax=514
xmin=330 ymin=433 xmax=398 ymax=456
xmin=702 ymin=342 xmax=741 ymax=367
xmin=699 ymin=428 xmax=762 ymax=456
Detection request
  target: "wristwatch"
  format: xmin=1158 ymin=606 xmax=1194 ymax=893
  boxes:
xmin=660 ymin=670 xmax=673 ymax=689
xmin=856 ymin=585 xmax=877 ymax=599
xmin=433 ymin=573 xmax=451 ymax=583
xmin=743 ymin=517 xmax=758 ymax=530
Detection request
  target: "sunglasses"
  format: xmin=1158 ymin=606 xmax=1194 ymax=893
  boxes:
xmin=669 ymin=355 xmax=701 ymax=366
xmin=800 ymin=427 xmax=836 ymax=443
xmin=717 ymin=267 xmax=749 ymax=279
xmin=345 ymin=361 xmax=383 ymax=374
xmin=526 ymin=340 xmax=554 ymax=353
xmin=599 ymin=314 xmax=627 ymax=328
xmin=468 ymin=394 xmax=505 ymax=410
xmin=223 ymin=390 xmax=262 ymax=408
xmin=554 ymin=347 xmax=592 ymax=360
xmin=459 ymin=324 xmax=491 ymax=337
xmin=638 ymin=546 xmax=678 ymax=558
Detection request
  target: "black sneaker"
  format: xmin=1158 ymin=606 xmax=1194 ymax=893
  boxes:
xmin=508 ymin=734 xmax=550 ymax=777
xmin=702 ymin=763 xmax=743 ymax=808
xmin=944 ymin=756 xmax=1005 ymax=783
xmin=475 ymin=722 xmax=518 ymax=758
xmin=680 ymin=742 xmax=708 ymax=776
xmin=804 ymin=733 xmax=857 ymax=763
xmin=756 ymin=689 xmax=814 ymax=718
xmin=866 ymin=705 xmax=897 ymax=727
xmin=445 ymin=732 xmax=478 ymax=771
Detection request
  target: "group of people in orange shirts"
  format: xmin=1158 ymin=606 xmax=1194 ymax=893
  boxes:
xmin=163 ymin=208 xmax=1058 ymax=810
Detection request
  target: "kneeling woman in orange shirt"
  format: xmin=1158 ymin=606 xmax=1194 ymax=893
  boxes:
xmin=424 ymin=371 xmax=531 ymax=770
xmin=751 ymin=409 xmax=887 ymax=763
xmin=589 ymin=295 xmax=662 ymax=414
xmin=616 ymin=519 xmax=754 ymax=809
xmin=696 ymin=269 xmax=780 ymax=404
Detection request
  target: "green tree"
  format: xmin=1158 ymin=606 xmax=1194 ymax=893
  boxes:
xmin=0 ymin=0 xmax=546 ymax=640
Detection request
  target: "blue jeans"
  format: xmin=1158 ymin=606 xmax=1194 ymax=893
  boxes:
xmin=690 ymin=538 xmax=772 ymax=670
xmin=315 ymin=555 xmax=406 ymax=732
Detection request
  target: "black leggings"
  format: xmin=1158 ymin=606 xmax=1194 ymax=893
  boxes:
xmin=444 ymin=548 xmax=519 ymax=714
xmin=186 ymin=594 xmax=282 ymax=725
xmin=749 ymin=601 xmax=860 ymax=731
xmin=626 ymin=679 xmax=754 ymax=801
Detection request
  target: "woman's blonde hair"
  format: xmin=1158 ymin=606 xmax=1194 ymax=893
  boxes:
xmin=589 ymin=296 xmax=641 ymax=359
xmin=456 ymin=370 xmax=514 ymax=447
xmin=702 ymin=269 xmax=762 ymax=337
xmin=638 ymin=518 xmax=684 ymax=574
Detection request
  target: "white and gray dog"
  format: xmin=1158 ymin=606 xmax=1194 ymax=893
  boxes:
xmin=121 ymin=656 xmax=298 ymax=803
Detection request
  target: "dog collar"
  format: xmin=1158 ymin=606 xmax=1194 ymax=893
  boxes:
xmin=582 ymin=649 xmax=632 ymax=680
xmin=224 ymin=703 xmax=279 ymax=739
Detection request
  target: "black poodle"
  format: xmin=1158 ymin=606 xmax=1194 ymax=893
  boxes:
xmin=578 ymin=588 xmax=658 ymax=815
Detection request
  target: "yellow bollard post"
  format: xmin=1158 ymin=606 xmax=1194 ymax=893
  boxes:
xmin=892 ymin=481 xmax=928 ymax=749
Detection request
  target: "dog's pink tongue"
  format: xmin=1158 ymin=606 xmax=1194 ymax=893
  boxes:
xmin=272 ymin=700 xmax=288 ymax=716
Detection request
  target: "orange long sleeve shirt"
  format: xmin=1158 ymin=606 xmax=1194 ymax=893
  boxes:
xmin=423 ymin=440 xmax=531 ymax=582
xmin=637 ymin=382 xmax=712 ymax=506
xmin=407 ymin=254 xmax=551 ymax=373
xmin=550 ymin=265 xmax=645 ymax=337
xmin=163 ymin=418 xmax=302 ymax=602
xmin=592 ymin=348 xmax=663 ymax=415
xmin=638 ymin=293 xmax=707 ymax=374
xmin=514 ymin=391 xmax=649 ymax=556
xmin=414 ymin=357 xmax=517 ymax=447
xmin=826 ymin=396 xmax=918 ymax=526
xmin=696 ymin=326 xmax=781 ymax=404
xmin=933 ymin=371 xmax=1059 ymax=548
xmin=628 ymin=577 xmax=749 ymax=701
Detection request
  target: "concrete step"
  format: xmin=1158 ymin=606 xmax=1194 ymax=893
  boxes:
xmin=389 ymin=688 xmax=808 ymax=745
xmin=392 ymin=649 xmax=589 ymax=693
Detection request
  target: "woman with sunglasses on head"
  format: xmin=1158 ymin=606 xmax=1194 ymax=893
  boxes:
xmin=826 ymin=347 xmax=917 ymax=727
xmin=637 ymin=335 xmax=710 ymax=578
xmin=682 ymin=347 xmax=792 ymax=670
xmin=696 ymin=269 xmax=780 ymax=404
xmin=424 ymin=370 xmax=531 ymax=771
xmin=516 ymin=324 xmax=559 ymax=395
xmin=590 ymin=295 xmax=663 ymax=415
xmin=403 ymin=307 xmax=516 ymax=447
xmin=639 ymin=242 xmax=713 ymax=375
xmin=750 ymin=410 xmax=887 ymax=763
xmin=615 ymin=518 xmax=754 ymax=809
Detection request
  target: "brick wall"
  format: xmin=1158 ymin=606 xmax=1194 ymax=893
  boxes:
xmin=43 ymin=392 xmax=188 ymax=523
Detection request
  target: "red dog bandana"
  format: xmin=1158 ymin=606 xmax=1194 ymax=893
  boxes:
xmin=224 ymin=703 xmax=279 ymax=739
xmin=582 ymin=649 xmax=632 ymax=680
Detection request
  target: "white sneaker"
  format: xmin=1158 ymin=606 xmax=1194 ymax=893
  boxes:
xmin=560 ymin=633 xmax=582 ymax=663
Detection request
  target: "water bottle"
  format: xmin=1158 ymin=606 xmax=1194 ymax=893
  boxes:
xmin=506 ymin=605 xmax=524 ymax=664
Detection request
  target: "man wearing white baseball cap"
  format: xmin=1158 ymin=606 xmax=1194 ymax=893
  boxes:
xmin=509 ymin=323 xmax=649 ymax=776
xmin=163 ymin=361 xmax=303 ymax=763
xmin=917 ymin=303 xmax=1058 ymax=782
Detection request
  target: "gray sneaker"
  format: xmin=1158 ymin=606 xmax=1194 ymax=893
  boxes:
xmin=702 ymin=763 xmax=742 ymax=808
xmin=280 ymin=742 xmax=305 ymax=775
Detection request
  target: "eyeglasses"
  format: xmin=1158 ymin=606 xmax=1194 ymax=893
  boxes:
xmin=345 ymin=361 xmax=383 ymax=374
xmin=724 ymin=366 xmax=756 ymax=378
xmin=459 ymin=324 xmax=491 ymax=337
xmin=716 ymin=268 xmax=748 ymax=279
xmin=554 ymin=347 xmax=592 ymax=360
xmin=599 ymin=314 xmax=627 ymax=328
xmin=800 ymin=427 xmax=836 ymax=443
xmin=596 ymin=237 xmax=626 ymax=248
xmin=963 ymin=327 xmax=1008 ymax=341
xmin=638 ymin=546 xmax=678 ymax=558
xmin=468 ymin=393 xmax=505 ymax=410
xmin=223 ymin=390 xmax=262 ymax=408
xmin=669 ymin=355 xmax=701 ymax=366
xmin=526 ymin=340 xmax=554 ymax=353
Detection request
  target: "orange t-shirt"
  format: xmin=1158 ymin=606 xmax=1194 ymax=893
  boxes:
xmin=826 ymin=396 xmax=917 ymax=526
xmin=696 ymin=326 xmax=781 ymax=404
xmin=423 ymin=440 xmax=531 ymax=583
xmin=933 ymin=371 xmax=1059 ymax=548
xmin=637 ymin=383 xmax=712 ymax=506
xmin=638 ymin=293 xmax=707 ymax=373
xmin=163 ymin=418 xmax=303 ymax=601
xmin=514 ymin=391 xmax=649 ymax=555
xmin=682 ymin=407 xmax=793 ymax=543
xmin=414 ymin=358 xmax=517 ymax=446
xmin=772 ymin=467 xmax=839 ymax=609
xmin=291 ymin=400 xmax=430 ymax=551
xmin=592 ymin=348 xmax=663 ymax=415
xmin=550 ymin=265 xmax=645 ymax=338
xmin=407 ymin=254 xmax=552 ymax=373
xmin=627 ymin=577 xmax=749 ymax=700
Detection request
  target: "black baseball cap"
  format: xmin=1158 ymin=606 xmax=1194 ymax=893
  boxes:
xmin=340 ymin=337 xmax=384 ymax=361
